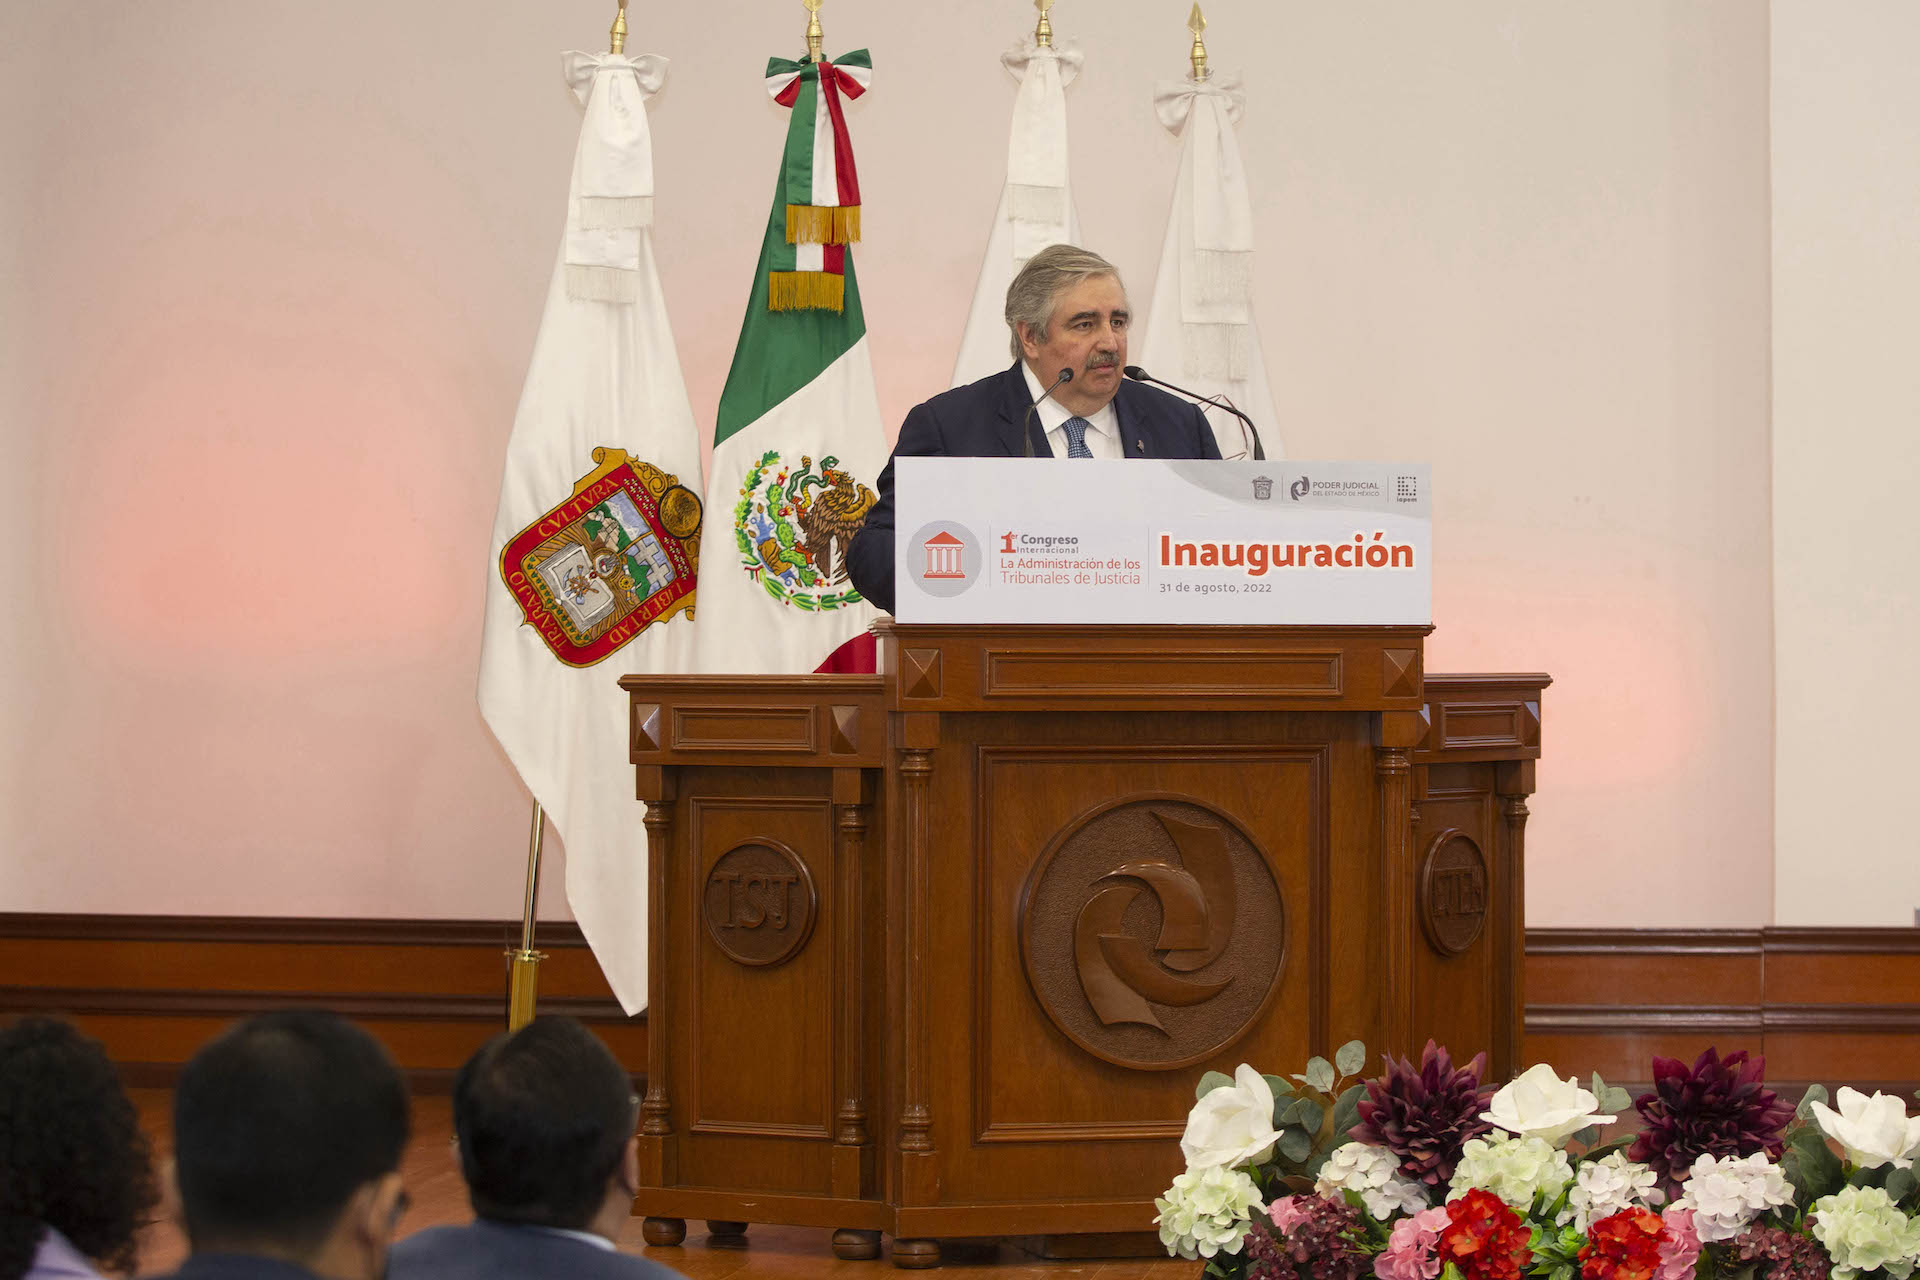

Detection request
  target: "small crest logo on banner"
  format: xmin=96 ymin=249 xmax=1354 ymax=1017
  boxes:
xmin=499 ymin=448 xmax=701 ymax=668
xmin=732 ymin=450 xmax=876 ymax=610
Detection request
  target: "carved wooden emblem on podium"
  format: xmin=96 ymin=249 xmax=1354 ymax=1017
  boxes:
xmin=702 ymin=840 xmax=817 ymax=967
xmin=1018 ymin=798 xmax=1286 ymax=1070
xmin=1418 ymin=829 xmax=1488 ymax=956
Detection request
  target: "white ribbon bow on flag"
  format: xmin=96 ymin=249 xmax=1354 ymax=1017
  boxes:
xmin=1153 ymin=75 xmax=1253 ymax=379
xmin=1003 ymin=39 xmax=1083 ymax=264
xmin=561 ymin=52 xmax=668 ymax=302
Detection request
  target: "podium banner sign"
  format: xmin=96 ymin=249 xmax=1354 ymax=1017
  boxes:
xmin=893 ymin=459 xmax=1430 ymax=624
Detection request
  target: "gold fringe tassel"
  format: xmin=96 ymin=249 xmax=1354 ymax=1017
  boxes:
xmin=785 ymin=203 xmax=862 ymax=245
xmin=767 ymin=270 xmax=846 ymax=312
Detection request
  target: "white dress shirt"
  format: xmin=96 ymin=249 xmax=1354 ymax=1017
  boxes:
xmin=1020 ymin=362 xmax=1122 ymax=459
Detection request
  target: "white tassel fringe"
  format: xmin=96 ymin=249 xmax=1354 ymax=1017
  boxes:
xmin=566 ymin=264 xmax=639 ymax=303
xmin=578 ymin=195 xmax=655 ymax=230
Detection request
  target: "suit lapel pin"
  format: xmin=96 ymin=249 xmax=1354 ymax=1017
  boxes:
xmin=1135 ymin=438 xmax=1145 ymax=453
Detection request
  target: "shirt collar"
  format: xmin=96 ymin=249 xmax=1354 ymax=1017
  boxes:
xmin=1019 ymin=361 xmax=1117 ymax=442
xmin=525 ymin=1226 xmax=617 ymax=1253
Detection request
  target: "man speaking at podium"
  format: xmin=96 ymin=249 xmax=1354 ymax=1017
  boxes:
xmin=845 ymin=244 xmax=1221 ymax=613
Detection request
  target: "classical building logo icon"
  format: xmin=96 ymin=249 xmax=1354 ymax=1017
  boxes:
xmin=1019 ymin=797 xmax=1286 ymax=1070
xmin=922 ymin=530 xmax=966 ymax=579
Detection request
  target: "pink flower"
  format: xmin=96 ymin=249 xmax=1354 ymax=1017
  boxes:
xmin=1654 ymin=1208 xmax=1701 ymax=1280
xmin=1269 ymin=1195 xmax=1311 ymax=1235
xmin=1376 ymin=1207 xmax=1453 ymax=1280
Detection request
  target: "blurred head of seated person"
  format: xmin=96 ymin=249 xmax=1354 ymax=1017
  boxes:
xmin=160 ymin=1010 xmax=409 ymax=1280
xmin=1004 ymin=243 xmax=1131 ymax=420
xmin=388 ymin=1017 xmax=683 ymax=1280
xmin=0 ymin=1017 xmax=158 ymax=1280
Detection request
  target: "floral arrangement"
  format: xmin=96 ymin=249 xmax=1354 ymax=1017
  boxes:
xmin=1155 ymin=1041 xmax=1920 ymax=1280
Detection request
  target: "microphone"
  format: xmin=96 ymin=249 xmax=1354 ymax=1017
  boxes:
xmin=1123 ymin=365 xmax=1265 ymax=461
xmin=1021 ymin=367 xmax=1075 ymax=458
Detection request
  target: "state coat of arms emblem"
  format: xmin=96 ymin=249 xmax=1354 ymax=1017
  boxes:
xmin=731 ymin=449 xmax=877 ymax=610
xmin=500 ymin=448 xmax=702 ymax=667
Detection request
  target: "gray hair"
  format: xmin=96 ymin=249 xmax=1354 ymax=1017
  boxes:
xmin=1004 ymin=244 xmax=1123 ymax=360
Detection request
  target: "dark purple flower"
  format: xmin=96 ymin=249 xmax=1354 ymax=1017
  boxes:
xmin=1348 ymin=1039 xmax=1495 ymax=1186
xmin=1246 ymin=1194 xmax=1370 ymax=1280
xmin=1729 ymin=1222 xmax=1830 ymax=1280
xmin=1626 ymin=1049 xmax=1795 ymax=1195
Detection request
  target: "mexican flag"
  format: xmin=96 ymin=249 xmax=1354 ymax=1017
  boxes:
xmin=950 ymin=35 xmax=1084 ymax=387
xmin=477 ymin=50 xmax=701 ymax=1015
xmin=694 ymin=51 xmax=887 ymax=673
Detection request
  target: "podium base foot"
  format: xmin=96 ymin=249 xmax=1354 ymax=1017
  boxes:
xmin=833 ymin=1229 xmax=883 ymax=1261
xmin=891 ymin=1238 xmax=940 ymax=1270
xmin=641 ymin=1217 xmax=685 ymax=1247
xmin=704 ymin=1221 xmax=748 ymax=1249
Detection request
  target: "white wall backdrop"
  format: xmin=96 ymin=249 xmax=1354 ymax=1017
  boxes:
xmin=1771 ymin=1 xmax=1920 ymax=926
xmin=0 ymin=1 xmax=1798 ymax=926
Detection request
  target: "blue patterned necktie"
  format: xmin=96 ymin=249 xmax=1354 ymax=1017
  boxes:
xmin=1061 ymin=416 xmax=1094 ymax=459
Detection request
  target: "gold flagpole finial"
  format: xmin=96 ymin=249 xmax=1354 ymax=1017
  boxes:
xmin=1187 ymin=4 xmax=1209 ymax=81
xmin=1034 ymin=0 xmax=1056 ymax=50
xmin=804 ymin=0 xmax=824 ymax=62
xmin=609 ymin=0 xmax=628 ymax=55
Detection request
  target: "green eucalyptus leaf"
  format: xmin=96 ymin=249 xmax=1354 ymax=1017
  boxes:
xmin=1295 ymin=1099 xmax=1325 ymax=1137
xmin=1571 ymin=1125 xmax=1599 ymax=1149
xmin=1795 ymin=1083 xmax=1830 ymax=1122
xmin=1278 ymin=1125 xmax=1313 ymax=1164
xmin=1335 ymin=1039 xmax=1368 ymax=1077
xmin=1265 ymin=1073 xmax=1296 ymax=1098
xmin=1781 ymin=1124 xmax=1843 ymax=1208
xmin=1442 ymin=1265 xmax=1465 ymax=1280
xmin=1580 ymin=1135 xmax=1635 ymax=1163
xmin=1197 ymin=1070 xmax=1235 ymax=1100
xmin=1278 ymin=1096 xmax=1312 ymax=1127
xmin=1331 ymin=1082 xmax=1366 ymax=1143
xmin=1604 ymin=1087 xmax=1634 ymax=1113
xmin=1303 ymin=1057 xmax=1337 ymax=1093
xmin=1884 ymin=1166 xmax=1917 ymax=1206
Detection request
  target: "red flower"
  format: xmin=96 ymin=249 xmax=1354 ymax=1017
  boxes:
xmin=1579 ymin=1208 xmax=1668 ymax=1280
xmin=1437 ymin=1189 xmax=1533 ymax=1280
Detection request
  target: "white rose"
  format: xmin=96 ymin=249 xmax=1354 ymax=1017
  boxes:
xmin=1315 ymin=1140 xmax=1430 ymax=1219
xmin=1181 ymin=1063 xmax=1282 ymax=1170
xmin=1811 ymin=1087 xmax=1920 ymax=1171
xmin=1481 ymin=1063 xmax=1617 ymax=1147
xmin=1675 ymin=1152 xmax=1795 ymax=1243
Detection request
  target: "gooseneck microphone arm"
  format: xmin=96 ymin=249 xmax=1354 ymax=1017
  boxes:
xmin=1122 ymin=365 xmax=1265 ymax=461
xmin=1021 ymin=367 xmax=1075 ymax=458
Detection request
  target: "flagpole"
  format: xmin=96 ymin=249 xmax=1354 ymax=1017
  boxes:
xmin=1034 ymin=0 xmax=1055 ymax=50
xmin=506 ymin=802 xmax=547 ymax=1029
xmin=803 ymin=0 xmax=824 ymax=62
xmin=1187 ymin=3 xmax=1209 ymax=81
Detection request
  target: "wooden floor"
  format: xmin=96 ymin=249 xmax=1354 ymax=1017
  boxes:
xmin=129 ymin=1090 xmax=1192 ymax=1279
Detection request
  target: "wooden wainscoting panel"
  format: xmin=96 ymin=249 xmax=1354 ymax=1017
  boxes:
xmin=1524 ymin=927 xmax=1919 ymax=1094
xmin=0 ymin=914 xmax=642 ymax=1088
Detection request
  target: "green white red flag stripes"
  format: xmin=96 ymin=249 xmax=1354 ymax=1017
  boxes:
xmin=477 ymin=51 xmax=700 ymax=1015
xmin=693 ymin=50 xmax=886 ymax=674
xmin=761 ymin=51 xmax=871 ymax=312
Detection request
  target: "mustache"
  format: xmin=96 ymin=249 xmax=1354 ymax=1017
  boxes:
xmin=1084 ymin=352 xmax=1120 ymax=369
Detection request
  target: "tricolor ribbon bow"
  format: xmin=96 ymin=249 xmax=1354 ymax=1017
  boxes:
xmin=762 ymin=50 xmax=873 ymax=312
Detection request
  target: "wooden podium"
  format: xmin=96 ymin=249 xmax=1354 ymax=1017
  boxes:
xmin=618 ymin=624 xmax=1546 ymax=1267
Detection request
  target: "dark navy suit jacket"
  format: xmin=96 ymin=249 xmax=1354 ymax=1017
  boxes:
xmin=390 ymin=1221 xmax=686 ymax=1280
xmin=845 ymin=361 xmax=1221 ymax=613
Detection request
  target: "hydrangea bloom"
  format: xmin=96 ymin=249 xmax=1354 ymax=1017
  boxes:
xmin=1673 ymin=1151 xmax=1795 ymax=1242
xmin=1249 ymin=1194 xmax=1372 ymax=1280
xmin=1154 ymin=1163 xmax=1265 ymax=1260
xmin=1375 ymin=1206 xmax=1453 ymax=1280
xmin=1808 ymin=1185 xmax=1920 ymax=1280
xmin=1563 ymin=1151 xmax=1665 ymax=1232
xmin=1655 ymin=1208 xmax=1702 ymax=1280
xmin=1448 ymin=1132 xmax=1573 ymax=1212
xmin=1316 ymin=1141 xmax=1431 ymax=1219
